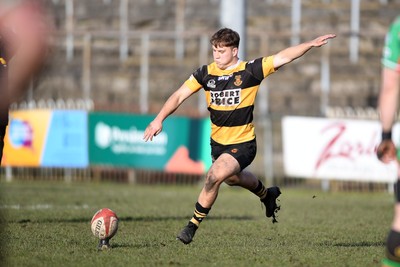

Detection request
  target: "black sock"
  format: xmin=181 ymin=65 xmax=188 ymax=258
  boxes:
xmin=250 ymin=180 xmax=267 ymax=200
xmin=189 ymin=202 xmax=210 ymax=227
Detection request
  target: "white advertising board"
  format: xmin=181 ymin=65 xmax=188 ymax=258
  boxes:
xmin=282 ymin=116 xmax=399 ymax=183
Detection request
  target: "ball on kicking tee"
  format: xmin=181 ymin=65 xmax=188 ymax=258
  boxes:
xmin=91 ymin=208 xmax=119 ymax=240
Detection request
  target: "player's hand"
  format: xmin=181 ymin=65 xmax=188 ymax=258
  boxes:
xmin=376 ymin=139 xmax=397 ymax=163
xmin=311 ymin=34 xmax=336 ymax=47
xmin=143 ymin=120 xmax=162 ymax=142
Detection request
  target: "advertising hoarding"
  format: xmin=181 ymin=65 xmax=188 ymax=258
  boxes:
xmin=282 ymin=116 xmax=398 ymax=183
xmin=2 ymin=110 xmax=88 ymax=168
xmin=88 ymin=112 xmax=211 ymax=174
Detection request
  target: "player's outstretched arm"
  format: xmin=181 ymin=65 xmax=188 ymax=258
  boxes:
xmin=143 ymin=84 xmax=195 ymax=142
xmin=273 ymin=33 xmax=336 ymax=69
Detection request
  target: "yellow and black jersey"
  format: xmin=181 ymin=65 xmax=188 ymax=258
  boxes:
xmin=184 ymin=56 xmax=275 ymax=145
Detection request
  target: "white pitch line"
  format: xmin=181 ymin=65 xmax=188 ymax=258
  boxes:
xmin=0 ymin=204 xmax=90 ymax=210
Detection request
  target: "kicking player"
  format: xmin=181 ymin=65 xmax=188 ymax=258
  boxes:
xmin=144 ymin=28 xmax=335 ymax=244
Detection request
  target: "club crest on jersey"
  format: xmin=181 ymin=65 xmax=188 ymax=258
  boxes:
xmin=234 ymin=75 xmax=242 ymax=86
xmin=207 ymin=79 xmax=216 ymax=89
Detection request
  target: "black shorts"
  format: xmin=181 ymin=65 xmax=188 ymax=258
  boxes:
xmin=210 ymin=138 xmax=257 ymax=171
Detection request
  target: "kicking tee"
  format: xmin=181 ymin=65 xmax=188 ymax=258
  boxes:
xmin=184 ymin=56 xmax=275 ymax=145
xmin=382 ymin=16 xmax=400 ymax=72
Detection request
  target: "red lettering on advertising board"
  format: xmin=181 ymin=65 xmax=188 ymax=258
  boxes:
xmin=314 ymin=122 xmax=378 ymax=170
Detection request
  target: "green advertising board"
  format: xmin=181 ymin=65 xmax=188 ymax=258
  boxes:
xmin=88 ymin=112 xmax=211 ymax=174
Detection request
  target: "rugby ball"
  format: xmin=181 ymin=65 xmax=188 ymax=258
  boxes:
xmin=91 ymin=208 xmax=119 ymax=240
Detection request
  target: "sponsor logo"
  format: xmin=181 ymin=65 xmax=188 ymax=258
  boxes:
xmin=94 ymin=122 xmax=168 ymax=155
xmin=9 ymin=119 xmax=33 ymax=148
xmin=210 ymin=89 xmax=241 ymax=106
xmin=218 ymin=75 xmax=231 ymax=81
xmin=315 ymin=122 xmax=376 ymax=171
xmin=94 ymin=220 xmax=103 ymax=236
xmin=207 ymin=79 xmax=216 ymax=89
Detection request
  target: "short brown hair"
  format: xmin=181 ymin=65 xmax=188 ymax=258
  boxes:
xmin=210 ymin=28 xmax=240 ymax=48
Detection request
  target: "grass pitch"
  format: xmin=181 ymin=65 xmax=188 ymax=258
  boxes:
xmin=0 ymin=180 xmax=393 ymax=267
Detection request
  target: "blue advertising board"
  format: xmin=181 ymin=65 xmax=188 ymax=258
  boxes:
xmin=41 ymin=110 xmax=88 ymax=167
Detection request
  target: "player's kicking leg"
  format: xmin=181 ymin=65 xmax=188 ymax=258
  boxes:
xmin=226 ymin=170 xmax=281 ymax=223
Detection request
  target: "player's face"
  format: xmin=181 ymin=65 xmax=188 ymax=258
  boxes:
xmin=212 ymin=45 xmax=238 ymax=70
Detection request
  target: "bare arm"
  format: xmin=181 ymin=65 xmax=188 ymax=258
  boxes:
xmin=273 ymin=34 xmax=336 ymax=69
xmin=376 ymin=67 xmax=399 ymax=163
xmin=376 ymin=68 xmax=400 ymax=163
xmin=143 ymin=83 xmax=195 ymax=142
xmin=379 ymin=68 xmax=400 ymax=132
